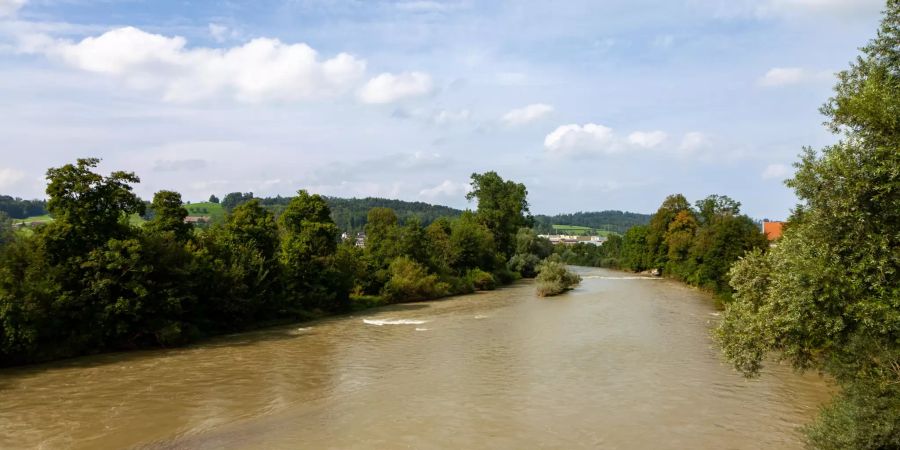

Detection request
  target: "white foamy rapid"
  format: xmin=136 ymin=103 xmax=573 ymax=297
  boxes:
xmin=582 ymin=276 xmax=662 ymax=280
xmin=363 ymin=318 xmax=429 ymax=326
xmin=415 ymin=327 xmax=429 ymax=331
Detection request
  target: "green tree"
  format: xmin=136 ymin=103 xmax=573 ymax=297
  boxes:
xmin=209 ymin=194 xmax=220 ymax=204
xmin=279 ymin=190 xmax=347 ymax=312
xmin=145 ymin=190 xmax=192 ymax=242
xmin=645 ymin=194 xmax=692 ymax=270
xmin=717 ymin=3 xmax=900 ymax=447
xmin=466 ymin=171 xmax=532 ymax=258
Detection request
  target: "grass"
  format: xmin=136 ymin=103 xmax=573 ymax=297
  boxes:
xmin=13 ymin=214 xmax=53 ymax=225
xmin=551 ymin=224 xmax=619 ymax=237
xmin=184 ymin=202 xmax=226 ymax=223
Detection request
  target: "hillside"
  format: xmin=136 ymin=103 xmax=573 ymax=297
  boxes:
xmin=534 ymin=211 xmax=651 ymax=235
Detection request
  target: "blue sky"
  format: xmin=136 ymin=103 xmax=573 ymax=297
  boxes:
xmin=0 ymin=0 xmax=886 ymax=218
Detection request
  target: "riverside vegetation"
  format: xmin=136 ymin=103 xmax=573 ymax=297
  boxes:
xmin=0 ymin=166 xmax=581 ymax=367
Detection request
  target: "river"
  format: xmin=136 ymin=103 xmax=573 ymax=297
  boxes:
xmin=0 ymin=267 xmax=830 ymax=449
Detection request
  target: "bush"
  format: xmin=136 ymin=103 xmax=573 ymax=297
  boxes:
xmin=382 ymin=256 xmax=449 ymax=302
xmin=465 ymin=268 xmax=497 ymax=290
xmin=535 ymin=255 xmax=581 ymax=297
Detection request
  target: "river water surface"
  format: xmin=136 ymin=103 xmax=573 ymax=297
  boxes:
xmin=0 ymin=267 xmax=830 ymax=449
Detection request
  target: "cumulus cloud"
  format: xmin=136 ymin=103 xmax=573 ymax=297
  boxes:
xmin=419 ymin=180 xmax=470 ymax=200
xmin=544 ymin=123 xmax=617 ymax=156
xmin=21 ymin=26 xmax=367 ymax=103
xmin=0 ymin=0 xmax=26 ymax=18
xmin=627 ymin=130 xmax=668 ymax=148
xmin=545 ymin=124 xmax=673 ymax=156
xmin=762 ymin=163 xmax=791 ymax=179
xmin=0 ymin=167 xmax=25 ymax=189
xmin=358 ymin=71 xmax=433 ymax=104
xmin=501 ymin=103 xmax=554 ymax=125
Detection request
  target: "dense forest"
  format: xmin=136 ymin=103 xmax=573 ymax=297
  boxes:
xmin=0 ymin=163 xmax=571 ymax=367
xmin=533 ymin=211 xmax=651 ymax=235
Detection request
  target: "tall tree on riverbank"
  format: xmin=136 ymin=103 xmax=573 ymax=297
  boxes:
xmin=716 ymin=2 xmax=900 ymax=447
xmin=467 ymin=171 xmax=532 ymax=259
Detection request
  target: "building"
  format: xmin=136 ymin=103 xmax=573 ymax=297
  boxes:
xmin=762 ymin=220 xmax=784 ymax=241
xmin=538 ymin=234 xmax=607 ymax=246
xmin=184 ymin=216 xmax=210 ymax=225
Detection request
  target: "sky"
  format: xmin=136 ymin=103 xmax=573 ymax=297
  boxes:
xmin=0 ymin=0 xmax=887 ymax=218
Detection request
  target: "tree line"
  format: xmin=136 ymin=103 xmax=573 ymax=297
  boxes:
xmin=0 ymin=195 xmax=47 ymax=219
xmin=533 ymin=210 xmax=651 ymax=235
xmin=0 ymin=164 xmax=565 ymax=367
xmin=555 ymin=193 xmax=767 ymax=300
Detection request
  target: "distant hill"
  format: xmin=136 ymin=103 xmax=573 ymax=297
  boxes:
xmin=534 ymin=211 xmax=651 ymax=235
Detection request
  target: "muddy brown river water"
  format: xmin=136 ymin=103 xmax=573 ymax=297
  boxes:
xmin=0 ymin=267 xmax=831 ymax=449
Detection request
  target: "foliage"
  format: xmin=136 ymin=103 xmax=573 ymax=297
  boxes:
xmin=0 ymin=196 xmax=47 ymax=219
xmin=716 ymin=3 xmax=900 ymax=447
xmin=535 ymin=255 xmax=581 ymax=297
xmin=0 ymin=163 xmax=536 ymax=366
xmin=382 ymin=256 xmax=449 ymax=302
xmin=533 ymin=210 xmax=651 ymax=235
xmin=554 ymin=193 xmax=766 ymax=299
xmin=467 ymin=171 xmax=532 ymax=259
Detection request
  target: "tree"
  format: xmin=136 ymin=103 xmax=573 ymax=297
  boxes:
xmin=209 ymin=194 xmax=220 ymax=204
xmin=278 ymin=190 xmax=347 ymax=312
xmin=145 ymin=190 xmax=192 ymax=242
xmin=43 ymin=158 xmax=144 ymax=259
xmin=717 ymin=2 xmax=900 ymax=446
xmin=466 ymin=171 xmax=532 ymax=259
xmin=645 ymin=194 xmax=692 ymax=270
xmin=221 ymin=192 xmax=254 ymax=212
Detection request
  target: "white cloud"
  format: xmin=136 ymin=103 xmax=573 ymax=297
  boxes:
xmin=545 ymin=124 xmax=675 ymax=156
xmin=544 ymin=123 xmax=617 ymax=156
xmin=678 ymin=131 xmax=711 ymax=155
xmin=0 ymin=0 xmax=26 ymax=18
xmin=501 ymin=103 xmax=554 ymax=125
xmin=762 ymin=163 xmax=791 ymax=179
xmin=358 ymin=71 xmax=433 ymax=104
xmin=23 ymin=26 xmax=367 ymax=103
xmin=418 ymin=180 xmax=470 ymax=200
xmin=0 ymin=167 xmax=25 ymax=189
xmin=627 ymin=130 xmax=668 ymax=148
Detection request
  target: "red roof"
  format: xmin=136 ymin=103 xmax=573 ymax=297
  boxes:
xmin=763 ymin=221 xmax=784 ymax=240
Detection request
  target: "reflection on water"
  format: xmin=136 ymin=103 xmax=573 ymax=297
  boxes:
xmin=0 ymin=267 xmax=831 ymax=449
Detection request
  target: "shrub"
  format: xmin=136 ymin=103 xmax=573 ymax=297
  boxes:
xmin=535 ymin=255 xmax=581 ymax=297
xmin=465 ymin=268 xmax=496 ymax=290
xmin=382 ymin=256 xmax=449 ymax=302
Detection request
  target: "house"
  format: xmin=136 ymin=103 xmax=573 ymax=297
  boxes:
xmin=184 ymin=216 xmax=210 ymax=225
xmin=762 ymin=220 xmax=784 ymax=241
